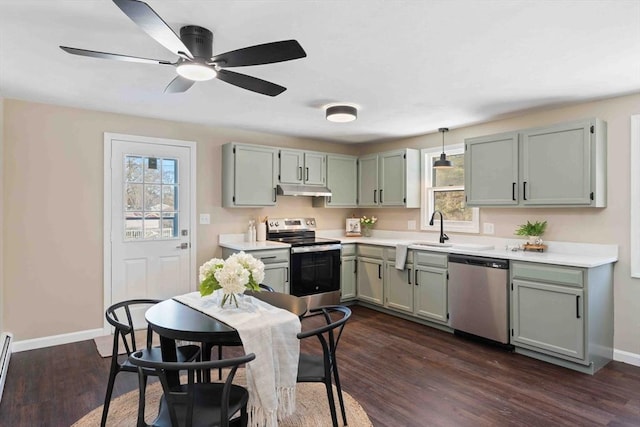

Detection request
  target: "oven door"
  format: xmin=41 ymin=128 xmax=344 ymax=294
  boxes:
xmin=290 ymin=244 xmax=341 ymax=297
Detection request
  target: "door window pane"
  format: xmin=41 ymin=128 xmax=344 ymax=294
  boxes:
xmin=124 ymin=155 xmax=179 ymax=241
xmin=162 ymin=159 xmax=177 ymax=184
xmin=144 ymin=158 xmax=161 ymax=183
xmin=125 ymin=183 xmax=143 ymax=211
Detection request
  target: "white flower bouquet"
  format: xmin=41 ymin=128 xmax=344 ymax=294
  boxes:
xmin=199 ymin=251 xmax=265 ymax=307
xmin=360 ymin=215 xmax=378 ymax=226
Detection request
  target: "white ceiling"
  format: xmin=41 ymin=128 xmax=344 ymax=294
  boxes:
xmin=1 ymin=0 xmax=639 ymax=143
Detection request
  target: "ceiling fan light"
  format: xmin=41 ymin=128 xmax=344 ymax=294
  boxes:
xmin=326 ymin=105 xmax=357 ymax=123
xmin=176 ymin=62 xmax=217 ymax=81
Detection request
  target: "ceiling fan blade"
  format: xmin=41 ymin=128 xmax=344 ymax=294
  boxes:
xmin=60 ymin=46 xmax=172 ymax=65
xmin=112 ymin=0 xmax=193 ymax=59
xmin=217 ymin=69 xmax=286 ymax=96
xmin=164 ymin=76 xmax=195 ymax=93
xmin=211 ymin=40 xmax=306 ymax=67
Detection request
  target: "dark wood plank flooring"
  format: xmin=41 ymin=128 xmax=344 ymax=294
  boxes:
xmin=1 ymin=305 xmax=640 ymax=426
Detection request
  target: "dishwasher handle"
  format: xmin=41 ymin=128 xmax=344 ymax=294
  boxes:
xmin=448 ymin=254 xmax=509 ymax=269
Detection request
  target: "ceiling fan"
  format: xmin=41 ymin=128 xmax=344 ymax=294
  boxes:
xmin=60 ymin=0 xmax=307 ymax=96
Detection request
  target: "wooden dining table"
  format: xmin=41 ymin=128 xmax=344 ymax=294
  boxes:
xmin=145 ymin=290 xmax=307 ymax=386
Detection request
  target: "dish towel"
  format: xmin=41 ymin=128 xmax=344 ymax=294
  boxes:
xmin=174 ymin=290 xmax=301 ymax=427
xmin=395 ymin=243 xmax=409 ymax=270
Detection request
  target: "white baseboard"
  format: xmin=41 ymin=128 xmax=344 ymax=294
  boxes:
xmin=614 ymin=348 xmax=640 ymax=367
xmin=11 ymin=328 xmax=107 ymax=353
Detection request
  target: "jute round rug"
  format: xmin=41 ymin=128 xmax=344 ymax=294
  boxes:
xmin=72 ymin=370 xmax=372 ymax=426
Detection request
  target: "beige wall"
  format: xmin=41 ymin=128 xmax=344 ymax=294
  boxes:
xmin=3 ymin=93 xmax=640 ymax=357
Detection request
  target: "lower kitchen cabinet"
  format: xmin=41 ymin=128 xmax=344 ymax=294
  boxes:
xmin=357 ymin=257 xmax=383 ymax=305
xmin=384 ymin=248 xmax=414 ymax=313
xmin=413 ymin=251 xmax=449 ymax=324
xmin=341 ymin=244 xmax=357 ymax=301
xmin=222 ymin=247 xmax=289 ymax=294
xmin=510 ymin=261 xmax=613 ymax=374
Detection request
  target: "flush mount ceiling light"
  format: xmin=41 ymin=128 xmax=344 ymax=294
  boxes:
xmin=326 ymin=105 xmax=358 ymax=123
xmin=434 ymin=127 xmax=453 ymax=169
xmin=176 ymin=61 xmax=217 ymax=81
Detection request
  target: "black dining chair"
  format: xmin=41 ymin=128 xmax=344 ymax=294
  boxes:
xmin=129 ymin=350 xmax=256 ymax=427
xmin=102 ymin=299 xmax=201 ymax=427
xmin=297 ymin=305 xmax=352 ymax=427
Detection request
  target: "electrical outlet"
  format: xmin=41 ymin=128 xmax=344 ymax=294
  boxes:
xmin=199 ymin=213 xmax=210 ymax=225
xmin=483 ymin=222 xmax=494 ymax=234
xmin=408 ymin=220 xmax=417 ymax=230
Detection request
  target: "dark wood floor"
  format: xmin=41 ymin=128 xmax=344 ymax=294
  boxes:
xmin=2 ymin=305 xmax=640 ymax=426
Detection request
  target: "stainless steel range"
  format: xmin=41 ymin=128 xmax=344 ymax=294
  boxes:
xmin=266 ymin=218 xmax=342 ymax=311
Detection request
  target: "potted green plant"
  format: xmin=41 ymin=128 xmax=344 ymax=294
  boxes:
xmin=515 ymin=220 xmax=547 ymax=245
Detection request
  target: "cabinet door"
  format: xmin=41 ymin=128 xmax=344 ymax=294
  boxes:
xmin=465 ymin=132 xmax=519 ymax=206
xmin=414 ymin=266 xmax=448 ymax=323
xmin=263 ymin=263 xmax=289 ymax=294
xmin=521 ymin=120 xmax=592 ymax=206
xmin=379 ymin=150 xmax=406 ymax=206
xmin=279 ymin=149 xmax=303 ymax=184
xmin=511 ymin=279 xmax=585 ymax=360
xmin=304 ymin=152 xmax=326 ymax=185
xmin=385 ymin=262 xmax=413 ymax=313
xmin=234 ymin=145 xmax=277 ymax=206
xmin=326 ymin=155 xmax=358 ymax=207
xmin=341 ymin=256 xmax=357 ymax=300
xmin=357 ymin=257 xmax=383 ymax=305
xmin=358 ymin=155 xmax=379 ymax=207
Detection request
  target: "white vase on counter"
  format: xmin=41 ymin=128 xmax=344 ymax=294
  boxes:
xmin=257 ymin=223 xmax=266 ymax=242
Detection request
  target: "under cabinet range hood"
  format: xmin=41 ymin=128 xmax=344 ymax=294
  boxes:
xmin=276 ymin=184 xmax=332 ymax=197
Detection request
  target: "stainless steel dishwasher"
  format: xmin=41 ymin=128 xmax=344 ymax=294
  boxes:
xmin=448 ymin=254 xmax=510 ymax=345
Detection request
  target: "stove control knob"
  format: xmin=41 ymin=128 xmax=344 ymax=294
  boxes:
xmin=310 ymin=219 xmax=316 ymax=226
xmin=274 ymin=221 xmax=279 ymax=227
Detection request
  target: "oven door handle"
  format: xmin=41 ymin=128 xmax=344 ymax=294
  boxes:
xmin=290 ymin=244 xmax=342 ymax=254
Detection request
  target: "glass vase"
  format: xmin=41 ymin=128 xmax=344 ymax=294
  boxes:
xmin=362 ymin=226 xmax=372 ymax=237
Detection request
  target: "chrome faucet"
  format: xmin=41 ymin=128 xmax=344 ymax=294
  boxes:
xmin=429 ymin=210 xmax=449 ymax=244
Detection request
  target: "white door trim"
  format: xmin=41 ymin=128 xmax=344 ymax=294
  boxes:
xmin=103 ymin=132 xmax=197 ymax=333
xmin=631 ymin=115 xmax=640 ymax=278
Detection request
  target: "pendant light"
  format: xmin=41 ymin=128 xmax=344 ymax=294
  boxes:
xmin=433 ymin=127 xmax=453 ymax=169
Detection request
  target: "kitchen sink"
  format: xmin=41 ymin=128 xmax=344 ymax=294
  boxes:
xmin=412 ymin=242 xmax=494 ymax=251
xmin=413 ymin=242 xmax=453 ymax=248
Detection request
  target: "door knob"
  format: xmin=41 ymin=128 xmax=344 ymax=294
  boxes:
xmin=176 ymin=242 xmax=189 ymax=249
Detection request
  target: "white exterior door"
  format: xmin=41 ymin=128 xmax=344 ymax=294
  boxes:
xmin=105 ymin=133 xmax=196 ymax=326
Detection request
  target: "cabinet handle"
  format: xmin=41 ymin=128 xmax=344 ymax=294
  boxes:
xmin=328 ymin=195 xmax=332 ymax=203
xmin=523 ymin=181 xmax=528 ymax=201
xmin=273 ymin=187 xmax=277 ymax=202
xmin=408 ymin=268 xmax=412 ymax=284
xmin=512 ymin=182 xmax=516 ymax=201
xmin=260 ymin=256 xmax=277 ymax=260
xmin=415 ymin=269 xmax=419 ymax=286
xmin=380 ymin=189 xmax=383 ymax=203
xmin=576 ymin=295 xmax=581 ymax=319
xmin=378 ymin=264 xmax=381 ymax=279
xmin=305 ymin=167 xmax=309 ymax=181
xmin=285 ymin=267 xmax=289 ymax=283
xmin=374 ymin=189 xmax=377 ymax=203
xmin=298 ymin=166 xmax=302 ymax=180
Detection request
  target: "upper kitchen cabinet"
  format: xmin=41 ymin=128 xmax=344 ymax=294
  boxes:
xmin=279 ymin=149 xmax=326 ymax=186
xmin=358 ymin=149 xmax=420 ymax=208
xmin=222 ymin=143 xmax=278 ymax=207
xmin=313 ymin=154 xmax=358 ymax=207
xmin=465 ymin=118 xmax=607 ymax=208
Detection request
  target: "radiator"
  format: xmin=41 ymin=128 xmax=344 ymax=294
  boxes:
xmin=0 ymin=333 xmax=13 ymax=404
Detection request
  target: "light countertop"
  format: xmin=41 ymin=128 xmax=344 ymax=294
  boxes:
xmin=219 ymin=232 xmax=618 ymax=269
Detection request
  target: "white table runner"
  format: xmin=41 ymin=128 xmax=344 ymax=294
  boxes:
xmin=173 ymin=290 xmax=301 ymax=427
